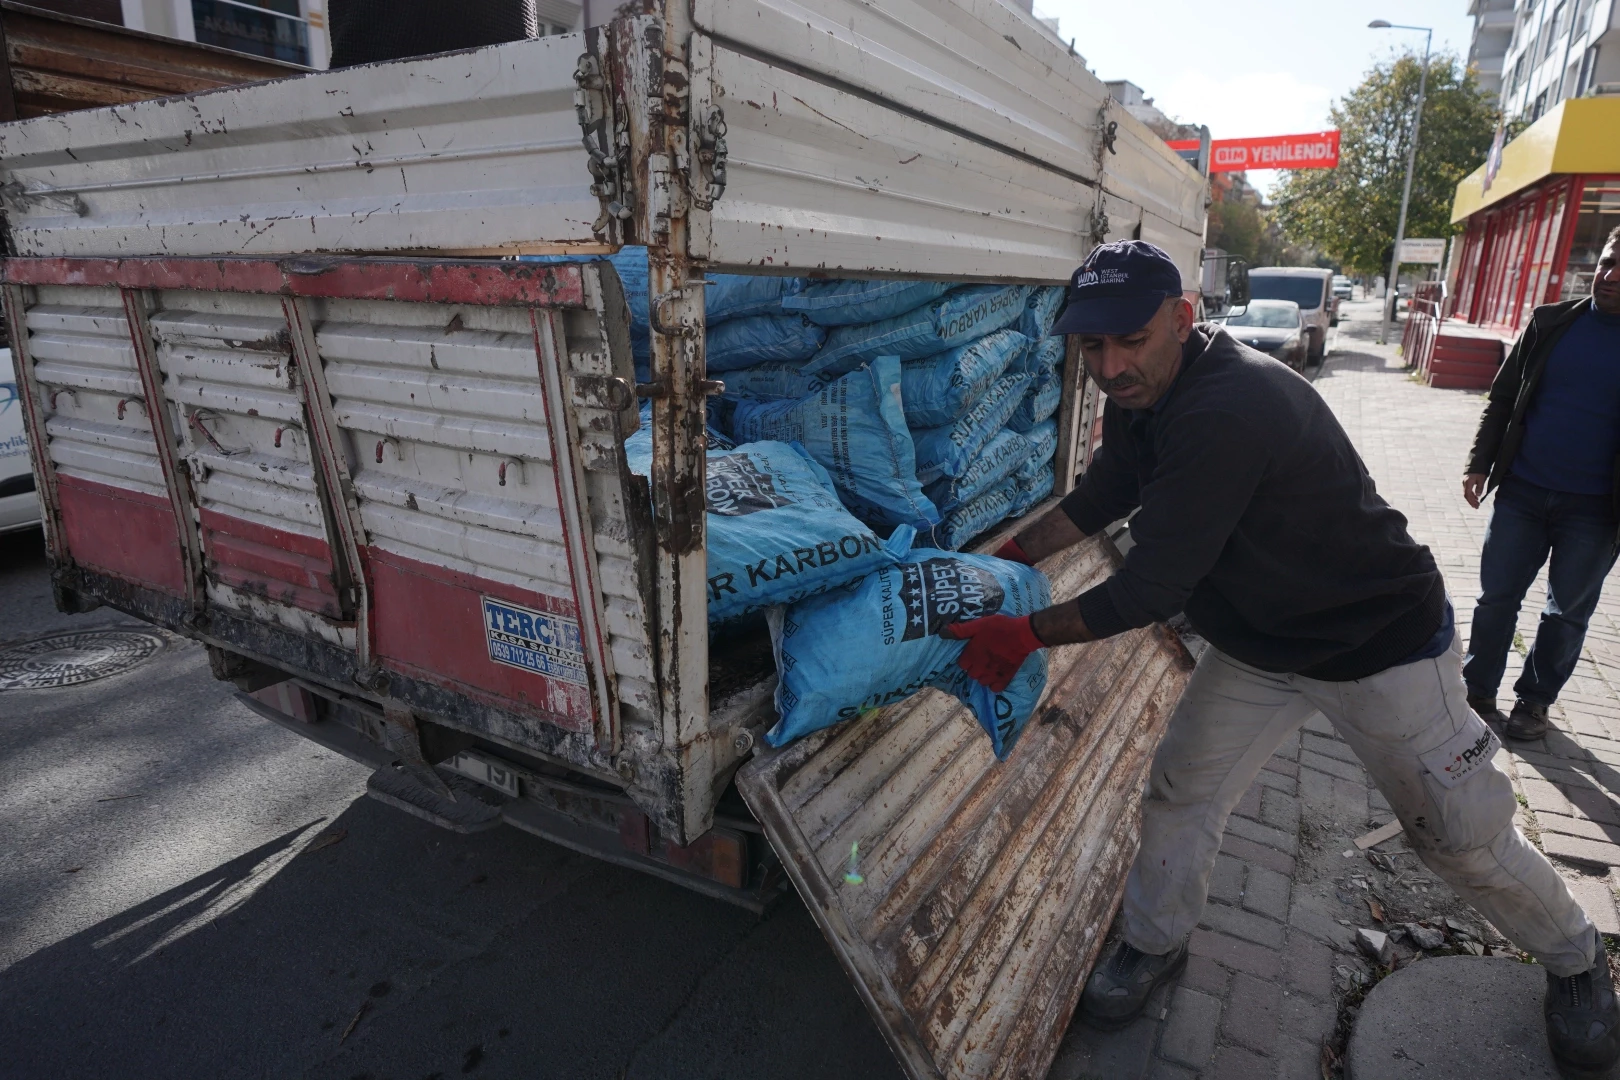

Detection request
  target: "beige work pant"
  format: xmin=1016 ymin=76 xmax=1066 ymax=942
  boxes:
xmin=1122 ymin=633 xmax=1598 ymax=976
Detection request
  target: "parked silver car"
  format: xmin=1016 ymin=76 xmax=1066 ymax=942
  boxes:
xmin=1248 ymin=267 xmax=1334 ymax=364
xmin=1219 ymin=300 xmax=1307 ymax=371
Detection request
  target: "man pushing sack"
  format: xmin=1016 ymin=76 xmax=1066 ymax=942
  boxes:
xmin=942 ymin=241 xmax=1616 ymax=1077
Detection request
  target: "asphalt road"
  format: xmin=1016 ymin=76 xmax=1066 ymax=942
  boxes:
xmin=0 ymin=530 xmax=901 ymax=1080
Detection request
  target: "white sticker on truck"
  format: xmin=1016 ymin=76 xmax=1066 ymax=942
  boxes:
xmin=481 ymin=596 xmax=588 ymax=686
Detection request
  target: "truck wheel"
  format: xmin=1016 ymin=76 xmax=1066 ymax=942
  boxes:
xmin=1307 ymin=330 xmax=1325 ymax=366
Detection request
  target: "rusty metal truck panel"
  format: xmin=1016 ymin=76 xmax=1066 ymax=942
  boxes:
xmin=4 ymin=253 xmax=654 ymax=781
xmin=0 ymin=33 xmax=599 ymax=258
xmin=738 ymin=533 xmax=1195 ymax=1080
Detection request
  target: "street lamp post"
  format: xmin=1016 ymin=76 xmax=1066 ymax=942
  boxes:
xmin=1370 ymin=20 xmax=1433 ymax=346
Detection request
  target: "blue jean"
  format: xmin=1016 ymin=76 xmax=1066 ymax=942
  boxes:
xmin=1463 ymin=474 xmax=1619 ymax=706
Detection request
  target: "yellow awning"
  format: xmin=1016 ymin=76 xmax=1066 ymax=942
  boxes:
xmin=1451 ymin=97 xmax=1620 ymax=223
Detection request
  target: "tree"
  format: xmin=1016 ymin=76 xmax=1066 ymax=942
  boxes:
xmin=1269 ymin=52 xmax=1499 ymax=277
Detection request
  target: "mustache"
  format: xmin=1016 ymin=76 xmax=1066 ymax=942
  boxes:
xmin=1092 ymin=371 xmax=1142 ymax=392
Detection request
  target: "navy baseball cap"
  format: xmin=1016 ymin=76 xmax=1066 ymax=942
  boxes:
xmin=1049 ymin=240 xmax=1184 ymax=336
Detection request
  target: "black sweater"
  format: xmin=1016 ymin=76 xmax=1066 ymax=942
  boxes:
xmin=1060 ymin=326 xmax=1444 ymax=681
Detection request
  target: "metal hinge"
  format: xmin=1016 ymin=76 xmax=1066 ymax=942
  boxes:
xmin=574 ymin=51 xmax=632 ymax=242
xmin=688 ymin=104 xmax=728 ymax=212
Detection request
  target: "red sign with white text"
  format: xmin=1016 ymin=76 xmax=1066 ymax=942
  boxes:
xmin=1165 ymin=130 xmax=1340 ymax=173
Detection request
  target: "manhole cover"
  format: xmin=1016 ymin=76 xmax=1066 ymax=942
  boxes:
xmin=0 ymin=629 xmax=165 ymax=690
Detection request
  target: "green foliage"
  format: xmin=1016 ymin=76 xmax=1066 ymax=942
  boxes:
xmin=1270 ymin=52 xmax=1499 ymax=277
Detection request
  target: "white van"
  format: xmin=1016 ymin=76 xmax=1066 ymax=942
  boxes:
xmin=1248 ymin=266 xmax=1336 ymax=364
xmin=0 ymin=348 xmax=42 ymax=533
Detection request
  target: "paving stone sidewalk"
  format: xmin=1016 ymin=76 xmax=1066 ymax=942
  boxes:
xmin=1052 ymin=304 xmax=1620 ymax=1080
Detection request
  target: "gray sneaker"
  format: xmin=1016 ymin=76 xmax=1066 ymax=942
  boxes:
xmin=1079 ymin=938 xmax=1188 ymax=1030
xmin=1506 ymin=699 xmax=1551 ymax=741
xmin=1546 ymin=955 xmax=1620 ymax=1077
xmin=1467 ymin=694 xmax=1509 ymax=727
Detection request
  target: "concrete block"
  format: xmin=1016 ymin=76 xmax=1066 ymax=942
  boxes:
xmin=1220 ymin=971 xmax=1282 ymax=1053
xmin=1261 ymin=788 xmax=1302 ymax=834
xmin=1219 ymin=834 xmax=1297 ymax=877
xmin=1181 ymin=952 xmax=1231 ymax=996
xmin=1560 ymin=872 xmax=1620 ymax=936
xmin=1274 ymin=1035 xmax=1325 ymax=1080
xmin=1541 ymin=831 xmax=1620 ymax=868
xmin=1345 ymin=956 xmax=1560 ymax=1079
xmin=1282 ymin=931 xmax=1335 ymax=1001
xmin=1255 ymin=767 xmax=1298 ymax=795
xmin=1208 ymin=853 xmax=1245 ymax=904
xmin=1299 ymin=749 xmax=1364 ymax=783
xmin=1233 ymin=784 xmax=1263 ymax=822
xmin=1225 ymin=813 xmax=1298 ymax=856
xmin=1201 ymin=902 xmax=1287 ymax=949
xmin=1158 ymin=986 xmax=1221 ymax=1069
xmin=1188 ymin=928 xmax=1282 ymax=979
xmin=1303 ymin=731 xmax=1360 ymax=765
xmin=1534 ymin=812 xmax=1620 ymax=844
xmin=1243 ymin=864 xmax=1292 ymax=922
xmin=1209 ymin=1044 xmax=1271 ymax=1080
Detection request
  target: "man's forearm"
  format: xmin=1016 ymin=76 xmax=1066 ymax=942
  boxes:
xmin=1030 ymin=598 xmax=1097 ymax=646
xmin=1015 ymin=504 xmax=1089 ymax=563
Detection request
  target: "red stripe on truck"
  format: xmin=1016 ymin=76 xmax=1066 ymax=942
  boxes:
xmin=367 ymin=547 xmax=596 ymax=734
xmin=56 ymin=474 xmax=187 ymax=596
xmin=199 ymin=508 xmax=341 ymax=617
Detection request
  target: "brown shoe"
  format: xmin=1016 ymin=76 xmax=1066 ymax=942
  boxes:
xmin=1467 ymin=694 xmax=1508 ymax=727
xmin=1505 ymin=699 xmax=1550 ymax=741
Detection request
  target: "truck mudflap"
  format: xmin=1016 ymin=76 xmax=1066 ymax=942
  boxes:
xmin=736 ymin=532 xmax=1194 ymax=1080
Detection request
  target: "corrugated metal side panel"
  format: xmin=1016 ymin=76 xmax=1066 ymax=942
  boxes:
xmin=312 ymin=293 xmax=652 ymax=726
xmin=703 ymin=44 xmax=1092 ymax=282
xmin=23 ymin=286 xmax=158 ymax=494
xmin=16 ymin=282 xmax=187 ymax=592
xmin=693 ymin=0 xmax=1204 ymax=236
xmin=694 ymin=0 xmax=1104 ymax=184
xmin=737 ymin=533 xmax=1194 ymax=1080
xmin=148 ymin=289 xmax=347 ymax=637
xmin=0 ymin=35 xmax=597 ymax=258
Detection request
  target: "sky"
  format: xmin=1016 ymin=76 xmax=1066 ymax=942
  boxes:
xmin=1036 ymin=0 xmax=1479 ymax=192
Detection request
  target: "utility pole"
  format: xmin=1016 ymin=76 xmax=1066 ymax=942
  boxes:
xmin=1370 ymin=21 xmax=1433 ymax=346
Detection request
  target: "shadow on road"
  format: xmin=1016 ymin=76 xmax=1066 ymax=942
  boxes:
xmin=0 ymin=788 xmax=898 ymax=1080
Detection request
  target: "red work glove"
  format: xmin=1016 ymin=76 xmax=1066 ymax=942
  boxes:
xmin=994 ymin=537 xmax=1034 ymax=565
xmin=942 ymin=614 xmax=1045 ymax=693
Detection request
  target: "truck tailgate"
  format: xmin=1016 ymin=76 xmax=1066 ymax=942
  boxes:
xmin=737 ymin=533 xmax=1193 ymax=1080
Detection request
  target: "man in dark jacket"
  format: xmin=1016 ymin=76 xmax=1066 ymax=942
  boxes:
xmin=944 ymin=240 xmax=1616 ymax=1076
xmin=1462 ymin=226 xmax=1620 ymax=741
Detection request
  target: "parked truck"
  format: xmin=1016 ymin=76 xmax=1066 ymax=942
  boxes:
xmin=0 ymin=4 xmax=1205 ymax=1077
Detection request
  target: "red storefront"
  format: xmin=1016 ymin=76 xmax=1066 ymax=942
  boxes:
xmin=1447 ymin=99 xmax=1620 ymax=336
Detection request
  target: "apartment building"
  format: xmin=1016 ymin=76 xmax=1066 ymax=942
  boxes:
xmin=1468 ymin=0 xmax=1516 ymax=95
xmin=1496 ymin=0 xmax=1618 ymax=121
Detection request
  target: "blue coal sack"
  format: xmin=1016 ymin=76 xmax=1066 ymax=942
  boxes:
xmin=933 ymin=479 xmax=1022 ymax=551
xmin=900 ymin=329 xmax=1029 ymax=428
xmin=924 ymin=428 xmax=1029 ymax=516
xmin=722 ymin=356 xmax=940 ymax=532
xmin=706 ymin=274 xmax=805 ymax=322
xmin=706 ymin=314 xmax=827 ymax=372
xmin=719 ymin=362 xmax=823 ymax=400
xmin=804 ymin=284 xmax=1031 ymax=380
xmin=766 ymin=538 xmax=1051 ymax=760
xmin=1007 ymin=370 xmax=1062 ymax=432
xmin=624 ymin=435 xmax=900 ymax=623
xmin=781 ymin=278 xmax=955 ymax=326
xmin=911 ymin=371 xmax=1032 ymax=483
